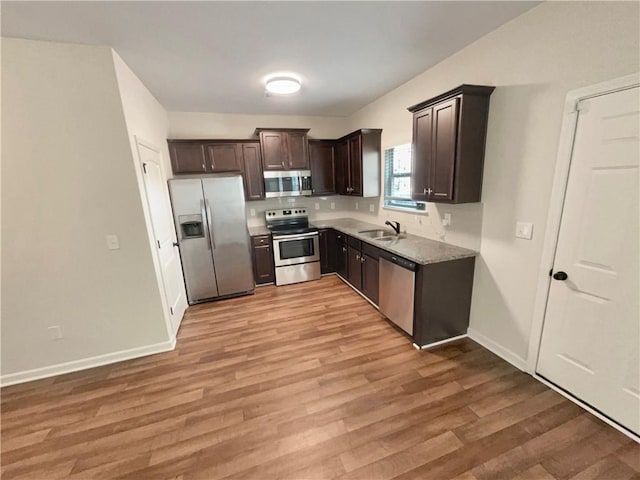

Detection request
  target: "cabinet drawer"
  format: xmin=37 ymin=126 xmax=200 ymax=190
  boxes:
xmin=252 ymin=235 xmax=271 ymax=246
xmin=347 ymin=235 xmax=361 ymax=249
xmin=362 ymin=242 xmax=383 ymax=259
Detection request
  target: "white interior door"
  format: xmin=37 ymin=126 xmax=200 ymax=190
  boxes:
xmin=537 ymin=86 xmax=639 ymax=434
xmin=137 ymin=139 xmax=188 ymax=335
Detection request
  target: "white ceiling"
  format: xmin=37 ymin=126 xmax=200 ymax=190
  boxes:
xmin=1 ymin=1 xmax=538 ymax=116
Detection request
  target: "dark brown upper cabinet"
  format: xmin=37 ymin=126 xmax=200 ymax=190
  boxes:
xmin=309 ymin=140 xmax=336 ymax=196
xmin=168 ymin=142 xmax=207 ymax=174
xmin=408 ymin=85 xmax=494 ymax=204
xmin=205 ymin=143 xmax=243 ymax=172
xmin=255 ymin=128 xmax=310 ymax=171
xmin=334 ymin=129 xmax=381 ymax=198
xmin=169 ymin=140 xmax=244 ymax=174
xmin=240 ymin=142 xmax=264 ymax=201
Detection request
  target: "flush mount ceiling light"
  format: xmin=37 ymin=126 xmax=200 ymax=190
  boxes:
xmin=264 ymin=72 xmax=302 ymax=96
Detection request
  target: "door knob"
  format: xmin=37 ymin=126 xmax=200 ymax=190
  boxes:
xmin=553 ymin=271 xmax=568 ymax=281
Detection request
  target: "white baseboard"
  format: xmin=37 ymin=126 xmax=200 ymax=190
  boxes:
xmin=0 ymin=337 xmax=177 ymax=387
xmin=417 ymin=334 xmax=468 ymax=350
xmin=467 ymin=328 xmax=527 ymax=371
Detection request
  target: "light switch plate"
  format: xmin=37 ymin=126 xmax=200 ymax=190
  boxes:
xmin=442 ymin=213 xmax=452 ymax=227
xmin=330 ymin=202 xmax=335 ymax=210
xmin=369 ymin=204 xmax=375 ymax=212
xmin=106 ymin=234 xmax=120 ymax=250
xmin=515 ymin=222 xmax=534 ymax=240
xmin=249 ymin=208 xmax=256 ymax=217
xmin=315 ymin=203 xmax=320 ymax=210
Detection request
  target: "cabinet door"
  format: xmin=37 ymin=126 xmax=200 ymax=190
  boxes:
xmin=241 ymin=143 xmax=264 ymax=201
xmin=252 ymin=241 xmax=274 ymax=285
xmin=348 ymin=135 xmax=363 ymax=196
xmin=430 ymin=98 xmax=459 ymax=201
xmin=334 ymin=141 xmax=350 ymax=195
xmin=411 ymin=108 xmax=432 ymax=200
xmin=361 ymin=254 xmax=379 ymax=305
xmin=347 ymin=246 xmax=362 ymax=290
xmin=336 ymin=233 xmax=348 ymax=278
xmin=260 ymin=132 xmax=286 ymax=170
xmin=319 ymin=229 xmax=337 ymax=274
xmin=286 ymin=131 xmax=310 ymax=169
xmin=205 ymin=143 xmax=243 ymax=172
xmin=169 ymin=142 xmax=207 ymax=174
xmin=309 ymin=141 xmax=335 ymax=195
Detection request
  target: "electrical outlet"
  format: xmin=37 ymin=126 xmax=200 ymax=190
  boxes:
xmin=249 ymin=208 xmax=256 ymax=217
xmin=369 ymin=204 xmax=375 ymax=212
xmin=48 ymin=326 xmax=62 ymax=340
xmin=355 ymin=202 xmax=359 ymax=210
xmin=330 ymin=202 xmax=335 ymax=210
xmin=106 ymin=234 xmax=120 ymax=250
xmin=442 ymin=213 xmax=452 ymax=227
xmin=315 ymin=202 xmax=320 ymax=211
xmin=515 ymin=222 xmax=534 ymax=240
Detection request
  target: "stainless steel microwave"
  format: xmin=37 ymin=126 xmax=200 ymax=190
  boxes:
xmin=263 ymin=170 xmax=312 ymax=198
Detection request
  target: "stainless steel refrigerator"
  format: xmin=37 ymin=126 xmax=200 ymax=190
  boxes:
xmin=169 ymin=176 xmax=254 ymax=304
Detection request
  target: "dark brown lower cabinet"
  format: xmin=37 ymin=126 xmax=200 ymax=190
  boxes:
xmin=347 ymin=246 xmax=362 ymax=290
xmin=319 ymin=229 xmax=337 ymax=274
xmin=251 ymin=235 xmax=274 ymax=285
xmin=333 ymin=232 xmax=380 ymax=305
xmin=336 ymin=232 xmax=348 ymax=278
xmin=413 ymin=256 xmax=475 ymax=346
xmin=361 ymin=253 xmax=379 ymax=305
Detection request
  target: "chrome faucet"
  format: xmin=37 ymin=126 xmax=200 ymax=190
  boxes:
xmin=385 ymin=220 xmax=401 ymax=235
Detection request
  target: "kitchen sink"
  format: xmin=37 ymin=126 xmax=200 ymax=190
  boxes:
xmin=376 ymin=234 xmax=407 ymax=243
xmin=357 ymin=229 xmax=396 ymax=238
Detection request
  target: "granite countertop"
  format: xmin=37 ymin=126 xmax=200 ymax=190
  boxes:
xmin=313 ymin=218 xmax=477 ymax=265
xmin=248 ymin=225 xmax=270 ymax=236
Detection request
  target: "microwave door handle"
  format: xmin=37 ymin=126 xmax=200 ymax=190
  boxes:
xmin=205 ymin=199 xmax=216 ymax=250
xmin=201 ymin=199 xmax=211 ymax=250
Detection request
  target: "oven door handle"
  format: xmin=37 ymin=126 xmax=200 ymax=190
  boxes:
xmin=272 ymin=232 xmax=319 ymax=241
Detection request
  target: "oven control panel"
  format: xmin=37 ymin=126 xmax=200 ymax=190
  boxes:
xmin=265 ymin=208 xmax=308 ymax=220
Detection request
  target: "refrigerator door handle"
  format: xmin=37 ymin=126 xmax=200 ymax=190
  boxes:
xmin=205 ymin=199 xmax=216 ymax=250
xmin=201 ymin=199 xmax=211 ymax=250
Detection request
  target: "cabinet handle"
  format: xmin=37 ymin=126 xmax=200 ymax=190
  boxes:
xmin=342 ymin=246 xmax=347 ymax=252
xmin=360 ymin=257 xmax=365 ymax=264
xmin=355 ymin=254 xmax=360 ymax=260
xmin=202 ymin=163 xmax=206 ymax=170
xmin=424 ymin=187 xmax=433 ymax=195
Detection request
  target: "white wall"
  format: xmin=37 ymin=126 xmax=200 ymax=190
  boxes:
xmin=1 ymin=38 xmax=171 ymax=380
xmin=345 ymin=1 xmax=640 ymax=363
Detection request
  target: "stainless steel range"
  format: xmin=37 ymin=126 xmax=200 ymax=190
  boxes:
xmin=266 ymin=208 xmax=321 ymax=286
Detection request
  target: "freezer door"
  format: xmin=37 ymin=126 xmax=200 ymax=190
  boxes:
xmin=168 ymin=179 xmax=219 ymax=303
xmin=202 ymin=176 xmax=255 ymax=296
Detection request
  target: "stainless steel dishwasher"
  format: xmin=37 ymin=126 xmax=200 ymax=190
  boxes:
xmin=379 ymin=255 xmax=417 ymax=336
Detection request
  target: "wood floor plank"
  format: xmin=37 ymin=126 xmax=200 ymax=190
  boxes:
xmin=1 ymin=275 xmax=637 ymax=480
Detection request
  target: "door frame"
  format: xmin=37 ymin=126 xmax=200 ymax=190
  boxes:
xmin=526 ymin=73 xmax=639 ymax=440
xmin=134 ymin=135 xmax=184 ymax=340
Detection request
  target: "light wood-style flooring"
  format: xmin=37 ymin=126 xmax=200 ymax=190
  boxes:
xmin=2 ymin=275 xmax=639 ymax=479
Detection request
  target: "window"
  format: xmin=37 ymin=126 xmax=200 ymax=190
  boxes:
xmin=383 ymin=144 xmax=427 ymax=213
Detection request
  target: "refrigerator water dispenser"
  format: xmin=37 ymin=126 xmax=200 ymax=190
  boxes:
xmin=179 ymin=215 xmax=204 ymax=238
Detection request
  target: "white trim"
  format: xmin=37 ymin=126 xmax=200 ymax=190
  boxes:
xmin=467 ymin=328 xmax=527 ymax=371
xmin=526 ymin=73 xmax=640 ymax=374
xmin=534 ymin=374 xmax=640 ymax=444
xmin=134 ymin=135 xmax=184 ymax=339
xmin=418 ymin=334 xmax=468 ymax=350
xmin=0 ymin=337 xmax=176 ymax=387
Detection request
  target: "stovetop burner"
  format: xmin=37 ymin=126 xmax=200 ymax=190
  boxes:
xmin=265 ymin=208 xmax=318 ymax=236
